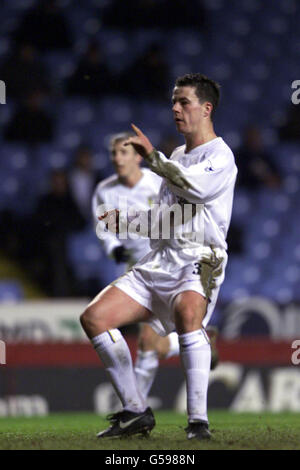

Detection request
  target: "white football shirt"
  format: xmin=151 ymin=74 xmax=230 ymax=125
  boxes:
xmin=121 ymin=137 xmax=237 ymax=266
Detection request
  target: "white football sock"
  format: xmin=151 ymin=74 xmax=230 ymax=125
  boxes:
xmin=165 ymin=331 xmax=180 ymax=359
xmin=91 ymin=329 xmax=146 ymax=413
xmin=179 ymin=329 xmax=211 ymax=423
xmin=134 ymin=350 xmax=159 ymax=401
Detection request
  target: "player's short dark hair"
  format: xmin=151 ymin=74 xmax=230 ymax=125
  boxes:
xmin=175 ymin=73 xmax=220 ymax=119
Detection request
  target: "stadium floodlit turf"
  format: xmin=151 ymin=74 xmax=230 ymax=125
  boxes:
xmin=0 ymin=411 xmax=299 ymax=450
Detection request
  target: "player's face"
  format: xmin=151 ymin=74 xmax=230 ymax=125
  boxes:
xmin=172 ymin=86 xmax=210 ymax=135
xmin=111 ymin=140 xmax=141 ymax=178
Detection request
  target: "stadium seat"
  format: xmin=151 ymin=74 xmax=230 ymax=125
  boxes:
xmin=0 ymin=281 xmax=24 ymax=302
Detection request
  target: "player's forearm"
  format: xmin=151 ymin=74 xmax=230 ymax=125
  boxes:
xmin=146 ymin=150 xmax=238 ymax=204
xmin=145 ymin=149 xmax=192 ymax=190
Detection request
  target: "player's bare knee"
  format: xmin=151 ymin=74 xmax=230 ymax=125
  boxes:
xmin=80 ymin=305 xmax=107 ymax=333
xmin=80 ymin=306 xmax=94 ymax=331
xmin=80 ymin=308 xmax=88 ymax=330
xmin=174 ymin=306 xmax=194 ymax=323
xmin=174 ymin=308 xmax=201 ymax=333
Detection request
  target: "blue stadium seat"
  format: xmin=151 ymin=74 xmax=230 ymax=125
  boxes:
xmin=42 ymin=52 xmax=76 ymax=80
xmin=36 ymin=144 xmax=71 ymax=170
xmin=96 ymin=31 xmax=134 ymax=71
xmin=0 ymin=144 xmax=29 ymax=171
xmin=60 ymin=99 xmax=95 ymax=127
xmin=0 ymin=281 xmax=24 ymax=302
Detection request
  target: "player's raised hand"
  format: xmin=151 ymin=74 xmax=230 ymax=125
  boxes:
xmin=124 ymin=124 xmax=154 ymax=158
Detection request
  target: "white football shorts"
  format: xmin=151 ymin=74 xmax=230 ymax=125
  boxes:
xmin=112 ymin=245 xmax=228 ymax=336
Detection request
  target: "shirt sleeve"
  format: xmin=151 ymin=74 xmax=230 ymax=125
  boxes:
xmin=92 ymin=186 xmax=122 ymax=256
xmin=144 ymin=149 xmax=237 ymax=204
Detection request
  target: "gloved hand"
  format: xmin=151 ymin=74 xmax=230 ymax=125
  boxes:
xmin=112 ymin=246 xmax=131 ymax=264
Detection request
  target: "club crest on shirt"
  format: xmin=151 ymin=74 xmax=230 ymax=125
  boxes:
xmin=205 ymin=159 xmax=214 ymax=172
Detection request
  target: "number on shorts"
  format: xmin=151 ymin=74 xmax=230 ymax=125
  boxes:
xmin=193 ymin=262 xmax=202 ymax=275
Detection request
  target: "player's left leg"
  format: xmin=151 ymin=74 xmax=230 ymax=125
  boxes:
xmin=80 ymin=285 xmax=157 ymax=438
xmin=173 ymin=290 xmax=212 ymax=441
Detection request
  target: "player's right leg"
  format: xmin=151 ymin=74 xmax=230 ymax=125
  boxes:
xmin=155 ymin=330 xmax=219 ymax=370
xmin=80 ymin=285 xmax=155 ymax=438
xmin=134 ymin=324 xmax=219 ymax=402
xmin=173 ymin=290 xmax=212 ymax=441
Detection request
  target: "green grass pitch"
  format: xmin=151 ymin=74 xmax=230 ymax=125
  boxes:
xmin=0 ymin=411 xmax=299 ymax=450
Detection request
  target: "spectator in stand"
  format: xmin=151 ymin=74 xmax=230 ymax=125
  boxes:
xmin=13 ymin=0 xmax=72 ymax=51
xmin=66 ymin=41 xmax=114 ymax=98
xmin=120 ymin=43 xmax=169 ymax=101
xmin=4 ymin=89 xmax=54 ymax=145
xmin=236 ymin=126 xmax=281 ymax=190
xmin=68 ymin=145 xmax=102 ymax=221
xmin=32 ymin=169 xmax=86 ymax=297
xmin=0 ymin=42 xmax=50 ymax=101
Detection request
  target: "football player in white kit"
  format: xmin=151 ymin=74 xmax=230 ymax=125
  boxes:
xmin=80 ymin=73 xmax=237 ymax=440
xmin=92 ymin=132 xmax=180 ymax=402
